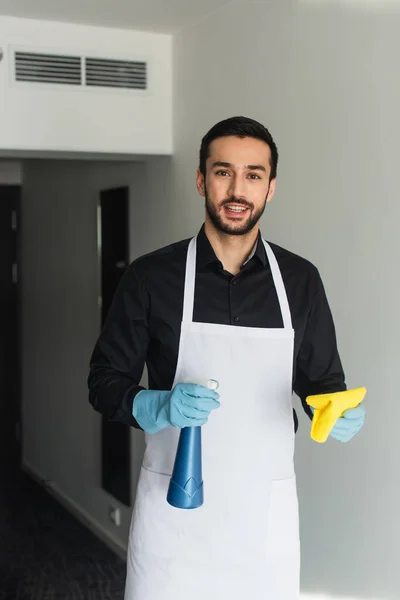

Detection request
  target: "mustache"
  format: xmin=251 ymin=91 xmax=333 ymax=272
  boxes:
xmin=219 ymin=197 xmax=254 ymax=210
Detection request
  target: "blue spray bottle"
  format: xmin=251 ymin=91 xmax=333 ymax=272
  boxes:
xmin=167 ymin=379 xmax=219 ymax=509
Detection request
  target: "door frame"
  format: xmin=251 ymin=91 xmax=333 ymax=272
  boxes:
xmin=97 ymin=186 xmax=131 ymax=507
xmin=0 ymin=185 xmax=22 ymax=460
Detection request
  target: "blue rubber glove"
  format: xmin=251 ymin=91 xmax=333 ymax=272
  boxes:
xmin=132 ymin=383 xmax=220 ymax=434
xmin=311 ymin=404 xmax=366 ymax=443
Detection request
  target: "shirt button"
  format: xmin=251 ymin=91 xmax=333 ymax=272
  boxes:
xmin=233 ymin=316 xmax=240 ymax=323
xmin=232 ymin=280 xmax=238 ymax=285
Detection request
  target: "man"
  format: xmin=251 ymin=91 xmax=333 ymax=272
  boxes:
xmin=88 ymin=116 xmax=365 ymax=599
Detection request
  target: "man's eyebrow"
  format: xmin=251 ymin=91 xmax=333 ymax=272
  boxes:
xmin=211 ymin=161 xmax=232 ymax=169
xmin=211 ymin=161 xmax=267 ymax=172
xmin=246 ymin=164 xmax=267 ymax=172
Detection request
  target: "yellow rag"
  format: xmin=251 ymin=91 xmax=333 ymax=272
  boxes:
xmin=306 ymin=387 xmax=366 ymax=443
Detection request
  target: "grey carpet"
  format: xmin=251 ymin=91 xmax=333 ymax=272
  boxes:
xmin=0 ymin=454 xmax=126 ymax=600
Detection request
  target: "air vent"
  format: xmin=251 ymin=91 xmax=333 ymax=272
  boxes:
xmin=15 ymin=52 xmax=81 ymax=85
xmin=85 ymin=58 xmax=147 ymax=90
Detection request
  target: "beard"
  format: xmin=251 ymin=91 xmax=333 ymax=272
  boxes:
xmin=205 ymin=191 xmax=268 ymax=236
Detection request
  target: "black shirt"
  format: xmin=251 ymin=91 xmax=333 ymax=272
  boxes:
xmin=88 ymin=225 xmax=346 ymax=431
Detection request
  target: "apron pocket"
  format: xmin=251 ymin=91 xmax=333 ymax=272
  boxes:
xmin=266 ymin=475 xmax=300 ymax=559
xmin=264 ymin=475 xmax=301 ymax=598
xmin=130 ymin=466 xmax=181 ymax=558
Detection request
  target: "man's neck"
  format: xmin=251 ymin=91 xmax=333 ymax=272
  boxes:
xmin=204 ymin=219 xmax=259 ymax=276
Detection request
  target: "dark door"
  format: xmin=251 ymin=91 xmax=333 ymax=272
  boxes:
xmin=99 ymin=187 xmax=131 ymax=506
xmin=0 ymin=186 xmax=21 ymax=471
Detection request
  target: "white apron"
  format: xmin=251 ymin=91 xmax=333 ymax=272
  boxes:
xmin=125 ymin=236 xmax=300 ymax=600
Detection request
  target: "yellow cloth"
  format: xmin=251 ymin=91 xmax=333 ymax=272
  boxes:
xmin=306 ymin=387 xmax=366 ymax=443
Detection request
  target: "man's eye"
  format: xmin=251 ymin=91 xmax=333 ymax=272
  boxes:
xmin=216 ymin=170 xmax=229 ymax=177
xmin=248 ymin=173 xmax=261 ymax=180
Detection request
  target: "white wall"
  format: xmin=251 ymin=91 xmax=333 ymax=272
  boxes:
xmin=21 ymin=157 xmax=171 ymax=552
xmin=170 ymin=2 xmax=400 ymax=599
xmin=0 ymin=16 xmax=172 ymax=156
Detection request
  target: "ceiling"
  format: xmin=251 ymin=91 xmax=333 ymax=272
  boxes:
xmin=0 ymin=0 xmax=232 ymax=34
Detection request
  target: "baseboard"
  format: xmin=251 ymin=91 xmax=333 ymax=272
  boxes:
xmin=22 ymin=461 xmax=128 ymax=561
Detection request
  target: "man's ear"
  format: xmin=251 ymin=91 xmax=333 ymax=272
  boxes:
xmin=196 ymin=169 xmax=206 ymax=197
xmin=266 ymin=178 xmax=277 ymax=204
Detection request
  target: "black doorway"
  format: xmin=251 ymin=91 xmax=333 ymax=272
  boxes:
xmin=99 ymin=187 xmax=131 ymax=506
xmin=0 ymin=186 xmax=21 ymax=470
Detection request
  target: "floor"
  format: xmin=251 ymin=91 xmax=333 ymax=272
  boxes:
xmin=0 ymin=434 xmax=126 ymax=600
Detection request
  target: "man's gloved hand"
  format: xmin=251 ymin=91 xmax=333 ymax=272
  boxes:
xmin=133 ymin=383 xmax=220 ymax=434
xmin=329 ymin=404 xmax=366 ymax=442
xmin=311 ymin=404 xmax=365 ymax=443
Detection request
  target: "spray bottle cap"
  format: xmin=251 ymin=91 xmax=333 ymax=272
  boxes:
xmin=183 ymin=377 xmax=219 ymax=391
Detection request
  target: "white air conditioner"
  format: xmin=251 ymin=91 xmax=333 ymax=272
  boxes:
xmin=0 ymin=16 xmax=173 ymax=156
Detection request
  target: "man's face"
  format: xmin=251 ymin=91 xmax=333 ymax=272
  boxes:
xmin=196 ymin=136 xmax=276 ymax=236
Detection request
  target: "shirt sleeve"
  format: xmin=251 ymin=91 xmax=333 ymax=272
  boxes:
xmin=294 ymin=266 xmax=347 ymax=420
xmin=87 ymin=265 xmax=149 ymax=428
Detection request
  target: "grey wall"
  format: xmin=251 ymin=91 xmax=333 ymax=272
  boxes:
xmin=170 ymin=2 xmax=400 ymax=599
xmin=20 ymin=158 xmax=171 ymax=551
xmin=0 ymin=160 xmax=22 ymax=185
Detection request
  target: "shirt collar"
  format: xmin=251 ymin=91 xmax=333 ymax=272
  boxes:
xmin=196 ymin=224 xmax=267 ymax=270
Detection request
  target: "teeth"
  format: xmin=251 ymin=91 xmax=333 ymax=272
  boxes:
xmin=226 ymin=206 xmax=247 ymax=212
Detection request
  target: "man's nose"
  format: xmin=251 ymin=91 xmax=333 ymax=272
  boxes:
xmin=228 ymin=175 xmax=246 ymax=199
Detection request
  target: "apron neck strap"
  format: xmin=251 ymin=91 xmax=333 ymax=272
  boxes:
xmin=262 ymin=240 xmax=293 ymax=329
xmin=182 ymin=237 xmax=197 ymax=323
xmin=182 ymin=236 xmax=293 ymax=330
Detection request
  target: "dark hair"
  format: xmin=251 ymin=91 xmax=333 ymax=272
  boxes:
xmin=199 ymin=116 xmax=279 ymax=181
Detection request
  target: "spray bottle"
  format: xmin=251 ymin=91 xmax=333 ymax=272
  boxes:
xmin=167 ymin=378 xmax=219 ymax=509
